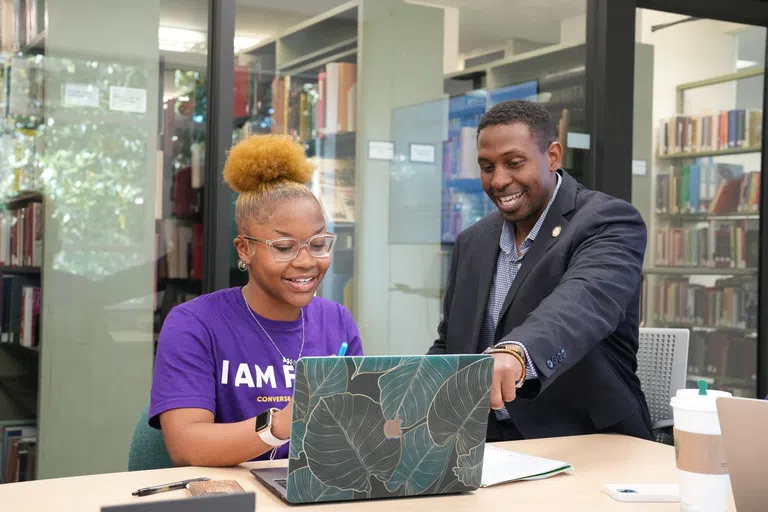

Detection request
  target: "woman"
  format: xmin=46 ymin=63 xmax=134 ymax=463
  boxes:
xmin=149 ymin=134 xmax=364 ymax=467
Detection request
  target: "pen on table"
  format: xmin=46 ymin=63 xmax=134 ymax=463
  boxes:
xmin=132 ymin=477 xmax=210 ymax=497
xmin=337 ymin=342 xmax=348 ymax=357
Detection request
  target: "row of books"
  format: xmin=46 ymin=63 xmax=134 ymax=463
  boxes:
xmin=647 ymin=277 xmax=757 ymax=331
xmin=654 ymin=221 xmax=758 ymax=269
xmin=1 ymin=421 xmax=36 ymax=483
xmin=687 ymin=331 xmax=756 ymax=394
xmin=658 ymin=109 xmax=763 ymax=155
xmin=655 ymin=163 xmax=759 ymax=214
xmin=270 ymin=62 xmax=357 ymax=140
xmin=0 ymin=201 xmax=43 ymax=268
xmin=0 ymin=273 xmax=40 ymax=348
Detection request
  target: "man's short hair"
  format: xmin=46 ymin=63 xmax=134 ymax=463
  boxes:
xmin=477 ymin=100 xmax=558 ymax=152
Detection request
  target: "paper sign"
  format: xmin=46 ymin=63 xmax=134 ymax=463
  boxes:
xmin=410 ymin=143 xmax=436 ymax=163
xmin=566 ymin=132 xmax=591 ymax=150
xmin=109 ymin=86 xmax=147 ymax=113
xmin=63 ymin=83 xmax=100 ymax=108
xmin=368 ymin=140 xmax=394 ymax=161
xmin=632 ymin=159 xmax=647 ymax=176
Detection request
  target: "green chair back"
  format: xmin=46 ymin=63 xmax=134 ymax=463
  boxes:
xmin=128 ymin=404 xmax=174 ymax=471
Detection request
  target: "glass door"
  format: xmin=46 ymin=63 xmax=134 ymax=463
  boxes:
xmin=632 ymin=10 xmax=765 ymax=397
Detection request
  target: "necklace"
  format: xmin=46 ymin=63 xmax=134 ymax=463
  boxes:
xmin=241 ymin=288 xmax=305 ymax=367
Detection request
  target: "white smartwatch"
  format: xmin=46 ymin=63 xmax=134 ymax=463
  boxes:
xmin=255 ymin=408 xmax=289 ymax=447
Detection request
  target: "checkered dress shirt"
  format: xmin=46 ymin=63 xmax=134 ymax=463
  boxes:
xmin=481 ymin=173 xmax=562 ymax=420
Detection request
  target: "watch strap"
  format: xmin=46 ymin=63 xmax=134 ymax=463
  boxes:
xmin=256 ymin=408 xmax=289 ymax=447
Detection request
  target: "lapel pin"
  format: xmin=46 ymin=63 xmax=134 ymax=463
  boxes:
xmin=552 ymin=226 xmax=562 ymax=238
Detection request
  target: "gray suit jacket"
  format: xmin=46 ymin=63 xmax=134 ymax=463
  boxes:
xmin=429 ymin=170 xmax=652 ymax=440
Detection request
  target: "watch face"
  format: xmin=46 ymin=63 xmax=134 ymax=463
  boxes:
xmin=255 ymin=410 xmax=271 ymax=432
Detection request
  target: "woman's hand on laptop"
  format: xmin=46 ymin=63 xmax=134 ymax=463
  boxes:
xmin=271 ymin=399 xmax=293 ymax=441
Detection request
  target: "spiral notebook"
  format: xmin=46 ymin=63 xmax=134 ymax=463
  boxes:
xmin=481 ymin=444 xmax=574 ymax=487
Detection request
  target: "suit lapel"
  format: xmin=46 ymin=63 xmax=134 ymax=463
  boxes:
xmin=470 ymin=215 xmax=502 ymax=351
xmin=496 ymin=171 xmax=578 ymax=329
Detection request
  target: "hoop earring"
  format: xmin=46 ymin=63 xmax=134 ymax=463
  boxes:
xmin=238 ymin=260 xmax=248 ymax=272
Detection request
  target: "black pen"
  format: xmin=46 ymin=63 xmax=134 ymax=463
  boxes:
xmin=132 ymin=477 xmax=210 ymax=497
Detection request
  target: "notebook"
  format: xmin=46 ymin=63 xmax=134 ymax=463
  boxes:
xmin=480 ymin=444 xmax=574 ymax=487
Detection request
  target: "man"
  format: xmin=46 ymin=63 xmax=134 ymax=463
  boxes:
xmin=429 ymin=100 xmax=652 ymax=441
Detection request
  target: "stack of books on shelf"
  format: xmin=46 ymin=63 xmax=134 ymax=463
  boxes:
xmin=656 ymin=162 xmax=759 ymax=215
xmin=271 ymin=62 xmax=357 ymax=141
xmin=0 ymin=422 xmax=36 ymax=483
xmin=0 ymin=272 xmax=41 ymax=348
xmin=649 ymin=277 xmax=757 ymax=332
xmin=0 ymin=201 xmax=43 ymax=269
xmin=657 ymin=108 xmax=762 ymax=155
xmin=654 ymin=220 xmax=758 ymax=269
xmin=654 ymin=161 xmax=759 ymax=269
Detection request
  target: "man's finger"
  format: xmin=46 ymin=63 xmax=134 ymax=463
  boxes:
xmin=489 ymin=367 xmax=504 ymax=410
xmin=500 ymin=365 xmax=517 ymax=403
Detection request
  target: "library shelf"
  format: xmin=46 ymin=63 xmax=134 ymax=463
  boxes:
xmin=658 ymin=323 xmax=757 ymax=337
xmin=657 ymin=146 xmax=761 ymax=160
xmin=0 ymin=266 xmax=41 ymax=275
xmin=642 ymin=267 xmax=757 ymax=276
xmin=655 ymin=212 xmax=759 ymax=221
xmin=3 ymin=191 xmax=43 ymax=209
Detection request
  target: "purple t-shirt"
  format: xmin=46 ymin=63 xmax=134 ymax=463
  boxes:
xmin=149 ymin=286 xmax=364 ymax=460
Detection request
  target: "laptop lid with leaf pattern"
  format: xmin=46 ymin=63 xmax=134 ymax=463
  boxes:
xmin=285 ymin=354 xmax=493 ymax=504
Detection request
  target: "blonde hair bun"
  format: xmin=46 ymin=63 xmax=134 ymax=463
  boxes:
xmin=223 ymin=134 xmax=315 ymax=194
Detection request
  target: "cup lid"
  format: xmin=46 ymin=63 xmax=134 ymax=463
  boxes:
xmin=670 ymin=380 xmax=733 ymax=412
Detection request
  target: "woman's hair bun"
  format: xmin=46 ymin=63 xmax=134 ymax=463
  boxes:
xmin=223 ymin=134 xmax=315 ymax=194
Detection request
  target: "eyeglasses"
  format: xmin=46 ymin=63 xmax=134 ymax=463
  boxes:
xmin=241 ymin=233 xmax=337 ymax=262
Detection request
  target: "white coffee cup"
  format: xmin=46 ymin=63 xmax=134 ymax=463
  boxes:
xmin=670 ymin=383 xmax=732 ymax=512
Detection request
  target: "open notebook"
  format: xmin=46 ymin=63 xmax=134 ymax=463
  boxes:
xmin=481 ymin=443 xmax=574 ymax=487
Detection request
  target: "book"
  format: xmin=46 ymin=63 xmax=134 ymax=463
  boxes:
xmin=480 ymin=444 xmax=574 ymax=487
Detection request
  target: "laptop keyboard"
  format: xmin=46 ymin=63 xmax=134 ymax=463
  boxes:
xmin=275 ymin=479 xmax=287 ymax=489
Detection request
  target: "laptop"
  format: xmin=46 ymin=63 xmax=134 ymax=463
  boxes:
xmin=101 ymin=493 xmax=255 ymax=512
xmin=251 ymin=354 xmax=494 ymax=504
xmin=716 ymin=396 xmax=768 ymax=510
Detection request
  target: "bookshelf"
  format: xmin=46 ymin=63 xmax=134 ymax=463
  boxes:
xmin=229 ymin=2 xmax=359 ymax=310
xmin=0 ymin=191 xmax=43 ymax=484
xmin=642 ymin=67 xmax=763 ymax=398
xmin=0 ymin=0 xmax=47 ymax=480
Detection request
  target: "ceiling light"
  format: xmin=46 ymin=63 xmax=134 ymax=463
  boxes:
xmin=158 ymin=26 xmax=260 ymax=54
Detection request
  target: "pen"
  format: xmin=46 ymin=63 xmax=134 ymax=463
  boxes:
xmin=132 ymin=477 xmax=210 ymax=497
xmin=337 ymin=342 xmax=348 ymax=357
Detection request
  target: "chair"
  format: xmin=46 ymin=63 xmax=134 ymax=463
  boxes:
xmin=636 ymin=327 xmax=690 ymax=445
xmin=127 ymin=404 xmax=174 ymax=471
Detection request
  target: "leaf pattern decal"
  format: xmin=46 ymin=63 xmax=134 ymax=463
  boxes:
xmin=287 ymin=467 xmax=355 ymax=503
xmin=289 ymin=420 xmax=306 ymax=460
xmin=379 ymin=356 xmax=458 ymax=428
xmin=351 ymin=356 xmax=403 ymax=379
xmin=384 ymin=423 xmax=454 ymax=495
xmin=293 ymin=357 xmax=348 ymax=422
xmin=427 ymin=358 xmax=493 ymax=456
xmin=304 ymin=393 xmax=401 ymax=493
xmin=453 ymin=443 xmax=484 ymax=486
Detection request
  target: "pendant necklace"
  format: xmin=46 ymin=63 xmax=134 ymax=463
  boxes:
xmin=241 ymin=288 xmax=305 ymax=367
